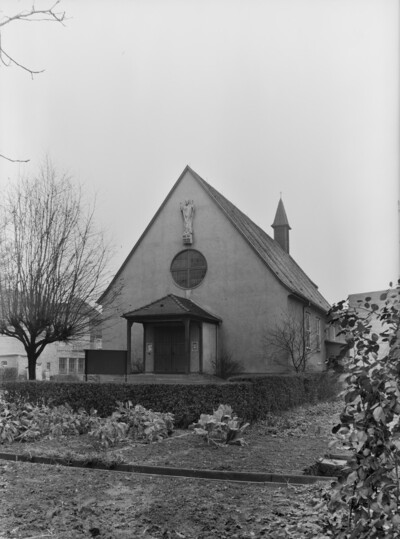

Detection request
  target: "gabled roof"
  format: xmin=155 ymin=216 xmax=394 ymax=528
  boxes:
xmin=122 ymin=294 xmax=221 ymax=323
xmin=100 ymin=165 xmax=330 ymax=312
xmin=272 ymin=198 xmax=291 ymax=229
xmin=188 ymin=168 xmax=330 ymax=312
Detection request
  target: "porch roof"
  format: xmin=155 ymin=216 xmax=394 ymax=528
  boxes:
xmin=122 ymin=294 xmax=221 ymax=324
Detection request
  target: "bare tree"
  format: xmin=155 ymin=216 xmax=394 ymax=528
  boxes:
xmin=263 ymin=310 xmax=319 ymax=373
xmin=0 ymin=1 xmax=66 ymax=163
xmin=0 ymin=160 xmax=116 ymax=379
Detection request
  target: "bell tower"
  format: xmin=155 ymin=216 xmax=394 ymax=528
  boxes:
xmin=272 ymin=197 xmax=291 ymax=253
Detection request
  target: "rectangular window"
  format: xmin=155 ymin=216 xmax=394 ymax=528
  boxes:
xmin=69 ymin=358 xmax=76 ymax=374
xmin=331 ymin=325 xmax=337 ymax=341
xmin=46 ymin=362 xmax=51 ymax=371
xmin=78 ymin=358 xmax=85 ymax=374
xmin=316 ymin=318 xmax=321 ymax=351
xmin=59 ymin=357 xmax=67 ymax=374
xmin=305 ymin=312 xmax=311 ymax=350
xmin=1 ymin=361 xmax=7 ymax=366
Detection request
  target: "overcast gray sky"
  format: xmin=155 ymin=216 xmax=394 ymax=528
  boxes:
xmin=0 ymin=0 xmax=398 ymax=304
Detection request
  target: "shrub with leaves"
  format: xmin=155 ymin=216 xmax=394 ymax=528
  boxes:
xmin=88 ymin=415 xmax=128 ymax=450
xmin=325 ymin=283 xmax=400 ymax=537
xmin=85 ymin=403 xmax=175 ymax=450
xmin=0 ymin=395 xmax=176 ymax=450
xmin=113 ymin=402 xmax=174 ymax=442
xmin=0 ymin=400 xmax=93 ymax=443
xmin=190 ymin=404 xmax=249 ymax=446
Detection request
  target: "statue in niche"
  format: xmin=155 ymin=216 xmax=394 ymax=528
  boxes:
xmin=180 ymin=200 xmax=195 ymax=244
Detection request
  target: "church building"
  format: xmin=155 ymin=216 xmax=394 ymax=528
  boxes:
xmin=99 ymin=166 xmax=331 ymax=375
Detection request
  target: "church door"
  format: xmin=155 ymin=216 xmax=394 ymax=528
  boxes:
xmin=154 ymin=325 xmax=186 ymax=373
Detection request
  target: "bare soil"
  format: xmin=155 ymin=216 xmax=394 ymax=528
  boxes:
xmin=0 ymin=400 xmax=343 ymax=538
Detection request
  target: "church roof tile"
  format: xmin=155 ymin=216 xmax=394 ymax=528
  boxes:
xmin=188 ymin=167 xmax=330 ymax=313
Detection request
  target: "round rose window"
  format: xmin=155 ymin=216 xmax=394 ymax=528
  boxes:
xmin=170 ymin=249 xmax=207 ymax=289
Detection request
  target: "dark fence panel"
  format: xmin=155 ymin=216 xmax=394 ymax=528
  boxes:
xmin=85 ymin=350 xmax=128 ymax=377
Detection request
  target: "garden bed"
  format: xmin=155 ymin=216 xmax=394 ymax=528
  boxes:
xmin=0 ymin=399 xmax=345 ymax=475
xmin=0 ymin=399 xmax=345 ymax=538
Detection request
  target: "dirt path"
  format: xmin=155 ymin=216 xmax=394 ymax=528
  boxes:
xmin=0 ymin=461 xmax=331 ymax=538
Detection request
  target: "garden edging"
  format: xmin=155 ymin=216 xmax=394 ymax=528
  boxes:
xmin=0 ymin=451 xmax=335 ymax=485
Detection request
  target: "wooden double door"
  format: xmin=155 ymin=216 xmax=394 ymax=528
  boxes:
xmin=154 ymin=325 xmax=186 ymax=373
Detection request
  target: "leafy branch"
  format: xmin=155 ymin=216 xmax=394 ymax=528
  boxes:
xmin=325 ymin=282 xmax=400 ymax=536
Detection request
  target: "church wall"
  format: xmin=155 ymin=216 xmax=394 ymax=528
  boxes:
xmin=202 ymin=323 xmax=217 ymax=374
xmin=101 ymin=170 xmax=321 ymax=373
xmin=190 ymin=323 xmax=200 ymax=372
xmin=143 ymin=325 xmax=154 ymax=372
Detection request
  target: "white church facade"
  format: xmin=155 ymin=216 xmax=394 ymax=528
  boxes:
xmin=99 ymin=166 xmax=333 ymax=375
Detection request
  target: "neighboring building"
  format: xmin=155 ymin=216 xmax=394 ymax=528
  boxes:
xmin=348 ymin=289 xmax=400 ymax=360
xmin=0 ymin=312 xmax=102 ymax=380
xmin=99 ymin=166 xmax=333 ymax=375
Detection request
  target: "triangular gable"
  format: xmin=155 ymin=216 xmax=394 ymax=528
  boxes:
xmin=99 ymin=166 xmax=330 ymax=312
xmin=122 ymin=294 xmax=221 ymax=323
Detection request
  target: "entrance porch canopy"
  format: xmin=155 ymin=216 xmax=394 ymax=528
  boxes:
xmin=122 ymin=294 xmax=221 ymax=373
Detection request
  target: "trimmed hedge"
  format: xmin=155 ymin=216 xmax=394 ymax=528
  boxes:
xmin=2 ymin=372 xmax=338 ymax=428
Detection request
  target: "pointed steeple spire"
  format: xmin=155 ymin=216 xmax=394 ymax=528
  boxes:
xmin=272 ymin=197 xmax=291 ymax=253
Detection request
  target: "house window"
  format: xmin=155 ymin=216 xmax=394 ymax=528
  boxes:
xmin=78 ymin=358 xmax=85 ymax=374
xmin=170 ymin=249 xmax=207 ymax=289
xmin=59 ymin=357 xmax=67 ymax=374
xmin=69 ymin=358 xmax=76 ymax=374
xmin=1 ymin=361 xmax=7 ymax=367
xmin=305 ymin=312 xmax=311 ymax=350
xmin=316 ymin=318 xmax=321 ymax=351
xmin=46 ymin=362 xmax=51 ymax=371
xmin=331 ymin=325 xmax=336 ymax=341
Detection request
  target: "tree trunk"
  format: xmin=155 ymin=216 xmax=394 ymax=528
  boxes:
xmin=27 ymin=353 xmax=37 ymax=380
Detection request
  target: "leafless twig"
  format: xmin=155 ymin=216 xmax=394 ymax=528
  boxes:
xmin=0 ymin=153 xmax=30 ymax=163
xmin=0 ymin=1 xmax=66 ymax=162
xmin=0 ymin=1 xmax=66 ymax=77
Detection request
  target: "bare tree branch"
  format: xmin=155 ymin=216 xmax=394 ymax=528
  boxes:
xmin=0 ymin=1 xmax=66 ymax=161
xmin=263 ymin=309 xmax=319 ymax=373
xmin=0 ymin=1 xmax=66 ymax=28
xmin=0 ymin=153 xmax=30 ymax=163
xmin=0 ymin=1 xmax=66 ymax=76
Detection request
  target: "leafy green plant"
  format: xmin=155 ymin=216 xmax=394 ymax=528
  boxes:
xmin=0 ymin=406 xmax=20 ymax=443
xmin=0 ymin=399 xmax=95 ymax=443
xmin=325 ymin=283 xmax=400 ymax=537
xmin=190 ymin=404 xmax=250 ymax=446
xmin=88 ymin=416 xmax=128 ymax=450
xmin=114 ymin=401 xmax=174 ymax=442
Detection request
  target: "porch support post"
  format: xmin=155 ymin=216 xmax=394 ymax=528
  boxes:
xmin=184 ymin=318 xmax=190 ymax=374
xmin=126 ymin=319 xmax=133 ymax=382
